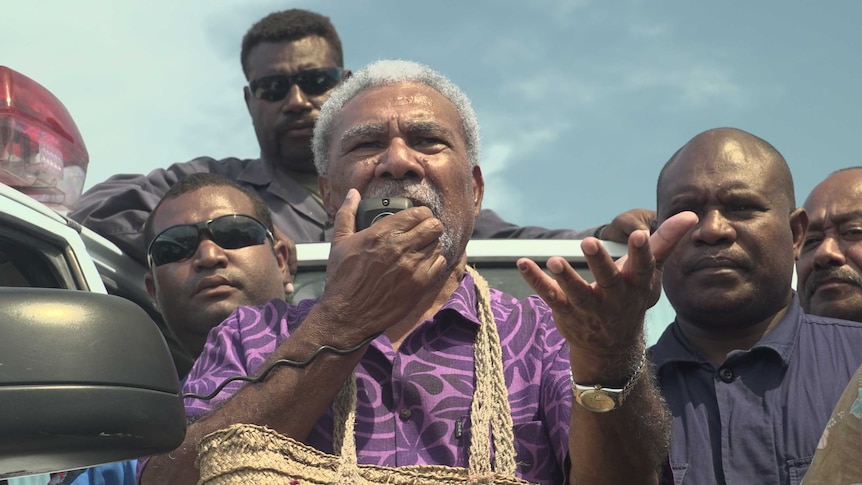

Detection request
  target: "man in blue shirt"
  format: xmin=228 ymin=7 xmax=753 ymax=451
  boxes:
xmin=649 ymin=128 xmax=862 ymax=484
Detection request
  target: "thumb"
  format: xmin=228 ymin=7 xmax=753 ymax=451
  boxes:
xmin=332 ymin=188 xmax=361 ymax=241
xmin=649 ymin=211 xmax=698 ymax=266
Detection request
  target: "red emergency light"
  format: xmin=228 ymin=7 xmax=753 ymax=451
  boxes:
xmin=0 ymin=66 xmax=89 ymax=213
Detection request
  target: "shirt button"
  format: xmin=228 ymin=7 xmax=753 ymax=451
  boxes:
xmin=399 ymin=409 xmax=412 ymax=420
xmin=718 ymin=368 xmax=734 ymax=383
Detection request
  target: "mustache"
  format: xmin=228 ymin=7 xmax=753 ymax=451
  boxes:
xmin=804 ymin=267 xmax=862 ymax=297
xmin=364 ymin=180 xmax=443 ymax=219
xmin=277 ymin=113 xmax=317 ymax=130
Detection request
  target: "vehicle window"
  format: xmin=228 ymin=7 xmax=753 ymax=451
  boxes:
xmin=0 ymin=232 xmax=73 ymax=289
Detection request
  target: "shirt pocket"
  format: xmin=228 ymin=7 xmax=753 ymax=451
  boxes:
xmin=787 ymin=456 xmax=812 ymax=485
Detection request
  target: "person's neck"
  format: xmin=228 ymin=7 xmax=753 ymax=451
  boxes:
xmin=386 ymin=260 xmax=467 ymax=351
xmin=676 ymin=304 xmax=791 ymax=367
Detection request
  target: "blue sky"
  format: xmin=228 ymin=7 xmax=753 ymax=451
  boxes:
xmin=2 ymin=0 xmax=860 ymax=232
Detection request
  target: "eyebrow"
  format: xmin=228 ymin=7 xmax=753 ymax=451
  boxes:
xmin=402 ymin=120 xmax=456 ymax=141
xmin=338 ymin=120 xmax=457 ymax=149
xmin=817 ymin=210 xmax=862 ymax=227
xmin=339 ymin=122 xmax=387 ymax=149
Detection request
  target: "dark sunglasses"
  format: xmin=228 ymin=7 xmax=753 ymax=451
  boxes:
xmin=248 ymin=67 xmax=344 ymax=101
xmin=147 ymin=214 xmax=274 ymax=267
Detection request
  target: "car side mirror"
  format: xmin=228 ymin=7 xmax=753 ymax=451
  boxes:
xmin=0 ymin=288 xmax=185 ymax=479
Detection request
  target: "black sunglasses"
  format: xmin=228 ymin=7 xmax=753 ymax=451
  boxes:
xmin=147 ymin=214 xmax=274 ymax=267
xmin=248 ymin=67 xmax=344 ymax=101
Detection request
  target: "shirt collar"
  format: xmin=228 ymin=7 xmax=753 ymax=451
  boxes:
xmin=366 ymin=271 xmax=480 ymax=356
xmin=435 ymin=270 xmax=482 ymax=328
xmin=742 ymin=292 xmax=802 ymax=366
xmin=236 ymin=158 xmax=325 ymax=208
xmin=650 ymin=292 xmax=803 ymax=370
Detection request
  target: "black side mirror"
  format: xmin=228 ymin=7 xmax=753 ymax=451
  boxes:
xmin=0 ymin=288 xmax=185 ymax=479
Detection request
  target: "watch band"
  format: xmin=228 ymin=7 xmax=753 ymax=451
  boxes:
xmin=570 ymin=351 xmax=647 ymax=412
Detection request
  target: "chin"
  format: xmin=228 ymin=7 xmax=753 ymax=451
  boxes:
xmin=810 ymin=300 xmax=862 ymax=323
xmin=203 ymin=301 xmax=241 ymax=325
xmin=277 ymin=143 xmax=314 ymax=164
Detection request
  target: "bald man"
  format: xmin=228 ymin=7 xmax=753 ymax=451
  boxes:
xmin=648 ymin=128 xmax=862 ymax=485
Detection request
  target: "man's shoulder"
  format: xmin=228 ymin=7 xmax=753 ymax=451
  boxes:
xmin=170 ymin=155 xmax=260 ymax=174
xmin=487 ymin=286 xmax=551 ymax=314
xmin=472 ymin=209 xmax=584 ymax=239
xmin=801 ymin=312 xmax=862 ymax=335
xmin=226 ymin=297 xmax=314 ymax=334
xmin=485 ymin=286 xmax=559 ymax=340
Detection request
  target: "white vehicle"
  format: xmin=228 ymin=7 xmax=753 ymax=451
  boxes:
xmin=0 ymin=180 xmax=185 ymax=479
xmin=0 ymin=66 xmax=184 ymax=479
xmin=292 ymin=239 xmax=675 ymax=346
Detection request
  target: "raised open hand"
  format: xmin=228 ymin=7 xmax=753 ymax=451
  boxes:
xmin=518 ymin=211 xmax=697 ymax=358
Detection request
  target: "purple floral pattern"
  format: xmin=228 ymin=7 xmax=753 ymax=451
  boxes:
xmin=182 ymin=272 xmax=573 ymax=484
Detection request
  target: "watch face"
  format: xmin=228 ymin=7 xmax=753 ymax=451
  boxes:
xmin=577 ymin=389 xmax=617 ymax=413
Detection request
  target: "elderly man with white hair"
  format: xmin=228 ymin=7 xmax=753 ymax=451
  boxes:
xmin=139 ymin=59 xmax=696 ymax=485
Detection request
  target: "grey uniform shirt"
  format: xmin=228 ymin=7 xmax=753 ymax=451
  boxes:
xmin=69 ymin=156 xmax=591 ymax=264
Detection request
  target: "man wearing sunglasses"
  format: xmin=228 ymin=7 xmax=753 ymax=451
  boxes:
xmin=69 ymin=8 xmax=654 ymax=272
xmin=53 ymin=173 xmax=290 ymax=485
xmin=69 ymin=9 xmax=347 ymax=267
xmin=142 ymin=172 xmax=290 ymax=360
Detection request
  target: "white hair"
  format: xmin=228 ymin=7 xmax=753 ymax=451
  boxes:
xmin=312 ymin=59 xmax=481 ymax=175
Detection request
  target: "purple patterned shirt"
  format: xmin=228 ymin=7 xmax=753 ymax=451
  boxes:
xmin=173 ymin=272 xmax=572 ymax=484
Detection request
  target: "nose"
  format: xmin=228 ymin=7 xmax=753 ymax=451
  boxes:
xmin=812 ymin=235 xmax=846 ymax=269
xmin=375 ymin=138 xmax=425 ymax=180
xmin=281 ymin=84 xmax=314 ymax=114
xmin=692 ymin=209 xmax=735 ymax=245
xmin=192 ymin=236 xmax=228 ymax=269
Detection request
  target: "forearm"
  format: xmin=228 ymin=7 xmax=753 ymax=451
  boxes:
xmin=567 ymin=356 xmax=670 ymax=484
xmin=141 ymin=311 xmax=369 ymax=485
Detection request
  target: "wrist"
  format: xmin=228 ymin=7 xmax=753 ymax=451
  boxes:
xmin=570 ymin=350 xmax=647 ymax=413
xmin=569 ymin=342 xmax=646 ymax=386
xmin=299 ymin=300 xmax=371 ymax=349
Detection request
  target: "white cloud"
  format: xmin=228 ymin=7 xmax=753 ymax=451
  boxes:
xmin=478 ymin=122 xmax=572 ymax=220
xmin=613 ymin=62 xmax=746 ymax=107
xmin=497 ymin=69 xmax=599 ymax=105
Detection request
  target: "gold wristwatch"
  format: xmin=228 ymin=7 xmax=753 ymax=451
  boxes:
xmin=570 ymin=353 xmax=646 ymax=413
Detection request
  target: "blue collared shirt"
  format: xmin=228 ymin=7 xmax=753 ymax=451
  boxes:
xmin=651 ymin=293 xmax=862 ymax=485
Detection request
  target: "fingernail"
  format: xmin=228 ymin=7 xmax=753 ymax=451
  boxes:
xmin=517 ymin=261 xmax=528 ymax=272
xmin=634 ymin=230 xmax=648 ymax=248
xmin=582 ymin=241 xmax=599 ymax=256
